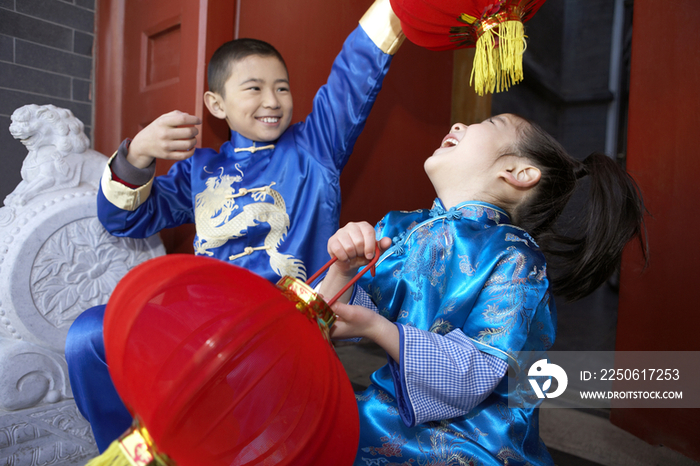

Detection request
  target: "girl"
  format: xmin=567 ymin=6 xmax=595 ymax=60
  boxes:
xmin=319 ymin=114 xmax=645 ymax=465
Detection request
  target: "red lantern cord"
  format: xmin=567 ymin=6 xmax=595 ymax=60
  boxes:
xmin=305 ymin=244 xmax=380 ymax=306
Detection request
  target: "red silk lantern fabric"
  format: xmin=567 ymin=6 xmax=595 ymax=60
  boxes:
xmin=389 ymin=0 xmax=546 ymax=50
xmin=390 ymin=0 xmax=547 ymax=94
xmin=103 ymin=254 xmax=359 ymax=466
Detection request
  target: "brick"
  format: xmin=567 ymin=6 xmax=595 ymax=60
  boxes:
xmin=0 ymin=34 xmax=12 ymax=62
xmin=0 ymin=89 xmax=35 ymax=117
xmin=74 ymin=30 xmax=93 ymax=56
xmin=0 ymin=116 xmax=26 ymax=204
xmin=0 ymin=89 xmax=92 ymax=126
xmin=0 ymin=62 xmax=71 ymax=98
xmin=17 ymin=0 xmax=95 ymax=33
xmin=76 ymin=0 xmax=95 ymax=11
xmin=0 ymin=9 xmax=73 ymax=51
xmin=72 ymin=78 xmax=91 ymax=102
xmin=16 ymin=39 xmax=91 ymax=79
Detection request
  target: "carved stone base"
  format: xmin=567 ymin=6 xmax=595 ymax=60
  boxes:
xmin=0 ymin=105 xmax=166 ymax=466
xmin=0 ymin=401 xmax=98 ymax=466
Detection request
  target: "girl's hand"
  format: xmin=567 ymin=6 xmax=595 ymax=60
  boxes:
xmin=319 ymin=222 xmax=391 ymax=304
xmin=330 ymin=301 xmax=399 ymax=362
xmin=327 ymin=222 xmax=392 ymax=277
xmin=327 ymin=222 xmax=380 ymax=276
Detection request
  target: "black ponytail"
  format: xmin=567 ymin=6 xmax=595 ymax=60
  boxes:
xmin=512 ymin=119 xmax=647 ymax=302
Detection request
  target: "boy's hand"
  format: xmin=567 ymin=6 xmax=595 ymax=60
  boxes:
xmin=127 ymin=111 xmax=202 ymax=168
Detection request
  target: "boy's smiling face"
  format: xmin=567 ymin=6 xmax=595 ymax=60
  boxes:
xmin=207 ymin=55 xmax=293 ymax=143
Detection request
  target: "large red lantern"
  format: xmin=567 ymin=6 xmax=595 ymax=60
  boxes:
xmin=90 ymin=254 xmax=360 ymax=466
xmin=390 ymin=0 xmax=547 ymax=95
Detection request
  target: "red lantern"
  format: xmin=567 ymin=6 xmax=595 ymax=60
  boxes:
xmin=92 ymin=254 xmax=359 ymax=466
xmin=390 ymin=0 xmax=547 ymax=95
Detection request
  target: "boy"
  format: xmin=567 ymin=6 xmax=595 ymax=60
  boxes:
xmin=66 ymin=0 xmax=404 ymax=452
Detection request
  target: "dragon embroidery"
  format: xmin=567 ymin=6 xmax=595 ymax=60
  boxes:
xmin=193 ymin=167 xmax=306 ymax=280
xmin=477 ymin=246 xmax=540 ymax=344
xmin=399 ymin=223 xmax=454 ymax=298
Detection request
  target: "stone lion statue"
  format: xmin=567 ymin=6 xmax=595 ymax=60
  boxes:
xmin=4 ymin=104 xmax=107 ymax=207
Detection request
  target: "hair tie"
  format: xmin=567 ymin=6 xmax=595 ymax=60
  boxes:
xmin=574 ymin=164 xmax=588 ymax=180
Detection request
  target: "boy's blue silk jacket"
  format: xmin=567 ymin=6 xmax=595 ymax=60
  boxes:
xmin=98 ymin=26 xmax=392 ymax=284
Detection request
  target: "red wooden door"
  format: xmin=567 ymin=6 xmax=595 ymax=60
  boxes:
xmin=95 ymin=0 xmax=234 ymax=253
xmin=614 ymin=0 xmax=700 ymax=461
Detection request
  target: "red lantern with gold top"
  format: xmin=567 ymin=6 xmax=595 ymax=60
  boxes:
xmin=390 ymin=0 xmax=547 ymax=95
xmin=90 ymin=254 xmax=360 ymax=466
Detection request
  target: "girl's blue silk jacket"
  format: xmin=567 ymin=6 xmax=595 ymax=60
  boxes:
xmin=354 ymin=199 xmax=557 ymax=465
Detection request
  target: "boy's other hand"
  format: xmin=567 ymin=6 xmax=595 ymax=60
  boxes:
xmin=127 ymin=111 xmax=202 ymax=168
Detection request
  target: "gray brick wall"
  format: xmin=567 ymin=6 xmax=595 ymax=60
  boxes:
xmin=0 ymin=0 xmax=95 ymax=203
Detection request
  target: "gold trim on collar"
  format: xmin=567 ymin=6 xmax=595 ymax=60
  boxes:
xmin=233 ymin=143 xmax=275 ymax=154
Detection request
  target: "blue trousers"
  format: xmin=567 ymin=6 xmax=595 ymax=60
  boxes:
xmin=65 ymin=305 xmax=133 ymax=452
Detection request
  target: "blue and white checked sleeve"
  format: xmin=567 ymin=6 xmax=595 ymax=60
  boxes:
xmin=388 ymin=324 xmax=508 ymax=427
xmin=350 ymin=285 xmax=377 ymax=310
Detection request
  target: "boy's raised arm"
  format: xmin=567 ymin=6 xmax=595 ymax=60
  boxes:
xmin=297 ymin=0 xmax=404 ymax=172
xmin=359 ymin=0 xmax=404 ymax=55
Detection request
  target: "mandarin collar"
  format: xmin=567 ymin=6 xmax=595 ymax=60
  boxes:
xmin=429 ymin=199 xmax=510 ymax=226
xmin=229 ymin=131 xmax=277 ymax=157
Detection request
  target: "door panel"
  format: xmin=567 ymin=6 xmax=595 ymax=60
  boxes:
xmin=95 ymin=0 xmax=235 ymax=253
xmin=121 ymin=0 xmax=199 ymax=169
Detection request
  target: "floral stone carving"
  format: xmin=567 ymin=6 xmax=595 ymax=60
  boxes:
xmin=0 ymin=104 xmax=166 ymax=465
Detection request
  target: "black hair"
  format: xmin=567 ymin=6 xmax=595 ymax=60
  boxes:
xmin=511 ymin=117 xmax=647 ymax=302
xmin=207 ymin=38 xmax=288 ymax=97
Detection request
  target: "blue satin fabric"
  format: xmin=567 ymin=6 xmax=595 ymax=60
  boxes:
xmin=65 ymin=305 xmax=132 ymax=452
xmin=353 ymin=200 xmax=556 ymax=465
xmin=69 ymin=24 xmax=394 ymax=451
xmin=96 ymin=25 xmax=393 ymax=285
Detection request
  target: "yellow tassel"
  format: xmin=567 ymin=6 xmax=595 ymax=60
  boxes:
xmin=470 ymin=20 xmax=525 ymax=96
xmin=470 ymin=28 xmax=495 ymax=97
xmin=86 ymin=438 xmax=133 ymax=466
xmin=86 ymin=424 xmax=164 ymax=466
